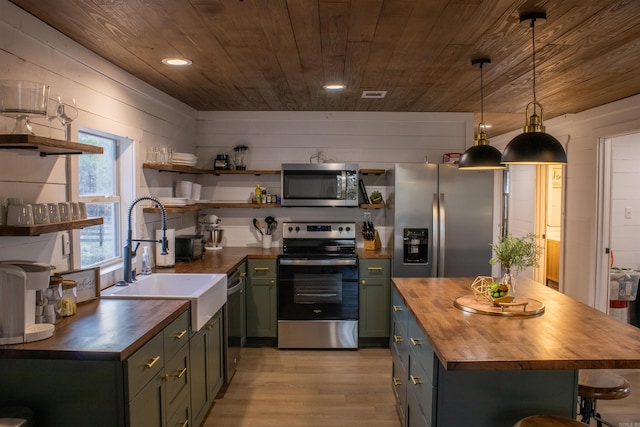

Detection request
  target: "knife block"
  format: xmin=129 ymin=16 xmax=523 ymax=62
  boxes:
xmin=364 ymin=230 xmax=381 ymax=251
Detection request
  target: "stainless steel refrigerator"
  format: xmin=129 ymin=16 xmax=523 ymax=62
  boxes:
xmin=387 ymin=163 xmax=495 ymax=277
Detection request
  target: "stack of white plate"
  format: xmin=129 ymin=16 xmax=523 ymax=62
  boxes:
xmin=172 ymin=152 xmax=198 ymax=167
xmin=157 ymin=197 xmax=188 ymax=207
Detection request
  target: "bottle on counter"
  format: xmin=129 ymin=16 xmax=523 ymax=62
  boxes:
xmin=141 ymin=245 xmax=152 ymax=275
xmin=255 ymin=183 xmax=262 ymax=203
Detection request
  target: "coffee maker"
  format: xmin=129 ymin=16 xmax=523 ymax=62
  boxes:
xmin=199 ymin=214 xmax=223 ymax=251
xmin=0 ymin=261 xmax=55 ymax=345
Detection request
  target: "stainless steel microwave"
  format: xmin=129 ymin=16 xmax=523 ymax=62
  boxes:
xmin=281 ymin=163 xmax=359 ymax=207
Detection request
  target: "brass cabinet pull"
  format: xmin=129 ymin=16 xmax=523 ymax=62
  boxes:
xmin=361 ymin=279 xmax=367 ymax=285
xmin=174 ymin=367 xmax=187 ymax=379
xmin=367 ymin=267 xmax=383 ymax=271
xmin=270 ymin=279 xmax=275 ymax=285
xmin=410 ymin=375 xmax=423 ymax=386
xmin=161 ymin=373 xmax=169 ymax=381
xmin=392 ymin=377 xmax=402 ymax=386
xmin=254 ymin=267 xmax=270 ymax=272
xmin=410 ymin=337 xmax=422 ymax=346
xmin=178 ymin=420 xmax=189 ymax=427
xmin=393 ymin=335 xmax=403 ymax=343
xmin=145 ymin=356 xmax=161 ymax=368
xmin=240 ymin=272 xmax=247 ymax=277
xmin=392 ymin=305 xmax=403 ymax=312
xmin=174 ymin=330 xmax=187 ymax=340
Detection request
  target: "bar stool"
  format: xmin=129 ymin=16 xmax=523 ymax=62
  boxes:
xmin=513 ymin=415 xmax=586 ymax=426
xmin=578 ymin=369 xmax=631 ymax=427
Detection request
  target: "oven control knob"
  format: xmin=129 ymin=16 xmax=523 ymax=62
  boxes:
xmin=288 ymin=226 xmax=293 ymax=232
xmin=338 ymin=226 xmax=343 ymax=232
xmin=295 ymin=226 xmax=300 ymax=232
xmin=345 ymin=226 xmax=351 ymax=232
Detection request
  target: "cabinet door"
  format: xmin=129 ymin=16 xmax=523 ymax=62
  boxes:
xmin=190 ymin=310 xmax=224 ymax=427
xmin=129 ymin=374 xmax=165 ymax=427
xmin=189 ymin=327 xmax=208 ymax=427
xmin=359 ymin=260 xmax=390 ymax=338
xmin=246 ymin=260 xmax=277 ymax=337
xmin=206 ymin=310 xmax=224 ymax=399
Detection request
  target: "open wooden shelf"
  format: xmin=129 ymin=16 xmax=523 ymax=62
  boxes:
xmin=360 ymin=168 xmax=386 ymax=175
xmin=0 ymin=217 xmax=104 ymax=236
xmin=359 ymin=203 xmax=385 ymax=209
xmin=143 ymin=203 xmax=281 ymax=213
xmin=142 ymin=163 xmax=211 ymax=174
xmin=212 ymin=169 xmax=280 ymax=176
xmin=0 ymin=134 xmax=103 ymax=156
xmin=142 ymin=163 xmax=280 ymax=176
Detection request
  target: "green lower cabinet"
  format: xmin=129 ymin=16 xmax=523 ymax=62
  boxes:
xmin=246 ymin=259 xmax=277 ymax=338
xmin=127 ymin=310 xmax=191 ymax=427
xmin=359 ymin=259 xmax=390 ymax=340
xmin=190 ymin=308 xmax=224 ymax=427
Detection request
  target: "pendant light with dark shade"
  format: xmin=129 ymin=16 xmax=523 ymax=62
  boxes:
xmin=501 ymin=11 xmax=567 ymax=165
xmin=459 ymin=58 xmax=505 ymax=170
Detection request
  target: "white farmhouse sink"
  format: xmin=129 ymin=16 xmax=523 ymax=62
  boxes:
xmin=101 ymin=273 xmax=227 ymax=331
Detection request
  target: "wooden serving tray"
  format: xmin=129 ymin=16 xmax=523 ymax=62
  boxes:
xmin=454 ymin=294 xmax=545 ymax=317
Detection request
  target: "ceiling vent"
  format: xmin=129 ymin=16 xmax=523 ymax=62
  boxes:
xmin=361 ymin=90 xmax=387 ymax=99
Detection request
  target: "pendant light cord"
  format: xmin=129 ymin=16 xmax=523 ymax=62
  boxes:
xmin=480 ymin=62 xmax=485 ymax=127
xmin=531 ymin=18 xmax=538 ymax=110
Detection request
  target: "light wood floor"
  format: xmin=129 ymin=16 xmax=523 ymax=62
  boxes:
xmin=205 ymin=348 xmax=640 ymax=427
xmin=204 ymin=347 xmax=400 ymax=427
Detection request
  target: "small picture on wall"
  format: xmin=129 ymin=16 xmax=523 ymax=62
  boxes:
xmin=551 ymin=166 xmax=562 ymax=188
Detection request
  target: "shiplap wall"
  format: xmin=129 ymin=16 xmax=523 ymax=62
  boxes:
xmin=0 ymin=2 xmax=197 ymax=280
xmin=193 ymin=111 xmax=474 ymax=248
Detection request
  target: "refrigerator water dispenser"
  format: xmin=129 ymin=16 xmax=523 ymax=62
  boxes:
xmin=403 ymin=228 xmax=428 ymax=264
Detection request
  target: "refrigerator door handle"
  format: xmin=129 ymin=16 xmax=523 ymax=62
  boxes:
xmin=432 ymin=193 xmax=439 ymax=277
xmin=439 ymin=193 xmax=446 ymax=277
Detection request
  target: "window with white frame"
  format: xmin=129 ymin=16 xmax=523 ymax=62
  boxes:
xmin=77 ymin=130 xmax=125 ymax=268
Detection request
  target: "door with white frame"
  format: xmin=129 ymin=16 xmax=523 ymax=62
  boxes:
xmin=596 ymin=133 xmax=640 ymax=322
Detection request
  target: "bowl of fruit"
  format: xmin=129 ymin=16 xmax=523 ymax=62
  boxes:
xmin=487 ymin=281 xmax=514 ymax=306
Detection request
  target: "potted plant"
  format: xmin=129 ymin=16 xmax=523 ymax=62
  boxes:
xmin=369 ymin=190 xmax=383 ymax=204
xmin=489 ymin=233 xmax=542 ymax=298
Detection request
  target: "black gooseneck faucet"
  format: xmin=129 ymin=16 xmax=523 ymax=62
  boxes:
xmin=117 ymin=196 xmax=168 ymax=286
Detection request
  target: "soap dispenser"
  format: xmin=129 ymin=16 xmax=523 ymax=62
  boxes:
xmin=141 ymin=245 xmax=152 ymax=275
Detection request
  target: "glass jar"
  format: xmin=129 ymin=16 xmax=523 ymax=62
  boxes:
xmin=60 ymin=279 xmax=77 ymax=317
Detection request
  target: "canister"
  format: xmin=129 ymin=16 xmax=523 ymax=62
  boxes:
xmin=60 ymin=279 xmax=77 ymax=317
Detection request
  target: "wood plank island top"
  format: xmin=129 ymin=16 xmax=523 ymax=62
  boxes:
xmin=392 ymin=277 xmax=640 ymax=371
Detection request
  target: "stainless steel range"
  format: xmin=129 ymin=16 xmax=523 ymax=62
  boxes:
xmin=277 ymin=221 xmax=358 ymax=349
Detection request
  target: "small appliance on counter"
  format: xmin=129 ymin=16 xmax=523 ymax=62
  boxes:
xmin=200 ymin=214 xmax=224 ymax=251
xmin=0 ymin=261 xmax=55 ymax=345
xmin=174 ymin=234 xmax=206 ymax=261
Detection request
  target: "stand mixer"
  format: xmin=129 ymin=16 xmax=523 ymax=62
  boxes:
xmin=199 ymin=214 xmax=224 ymax=251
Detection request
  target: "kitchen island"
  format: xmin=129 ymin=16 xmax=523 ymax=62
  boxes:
xmin=392 ymin=277 xmax=640 ymax=427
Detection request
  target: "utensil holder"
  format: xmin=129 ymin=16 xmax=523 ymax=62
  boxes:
xmin=364 ymin=230 xmax=381 ymax=251
xmin=262 ymin=234 xmax=272 ymax=249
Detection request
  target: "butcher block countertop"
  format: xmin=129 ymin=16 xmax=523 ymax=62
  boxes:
xmin=162 ymin=246 xmax=391 ymax=275
xmin=393 ymin=277 xmax=640 ymax=371
xmin=0 ymin=299 xmax=189 ymax=361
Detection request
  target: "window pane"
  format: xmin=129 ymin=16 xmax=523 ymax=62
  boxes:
xmin=80 ymin=202 xmax=119 ymax=267
xmin=78 ymin=133 xmax=116 ymax=196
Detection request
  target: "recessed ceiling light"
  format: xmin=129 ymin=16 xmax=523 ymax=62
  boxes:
xmin=322 ymin=84 xmax=346 ymax=90
xmin=162 ymin=58 xmax=192 ymax=66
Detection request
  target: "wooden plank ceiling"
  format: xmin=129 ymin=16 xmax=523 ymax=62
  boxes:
xmin=9 ymin=0 xmax=640 ymax=136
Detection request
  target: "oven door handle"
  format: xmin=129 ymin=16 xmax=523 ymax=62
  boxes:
xmin=296 ymin=293 xmax=338 ymax=298
xmin=279 ymin=258 xmax=357 ymax=266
